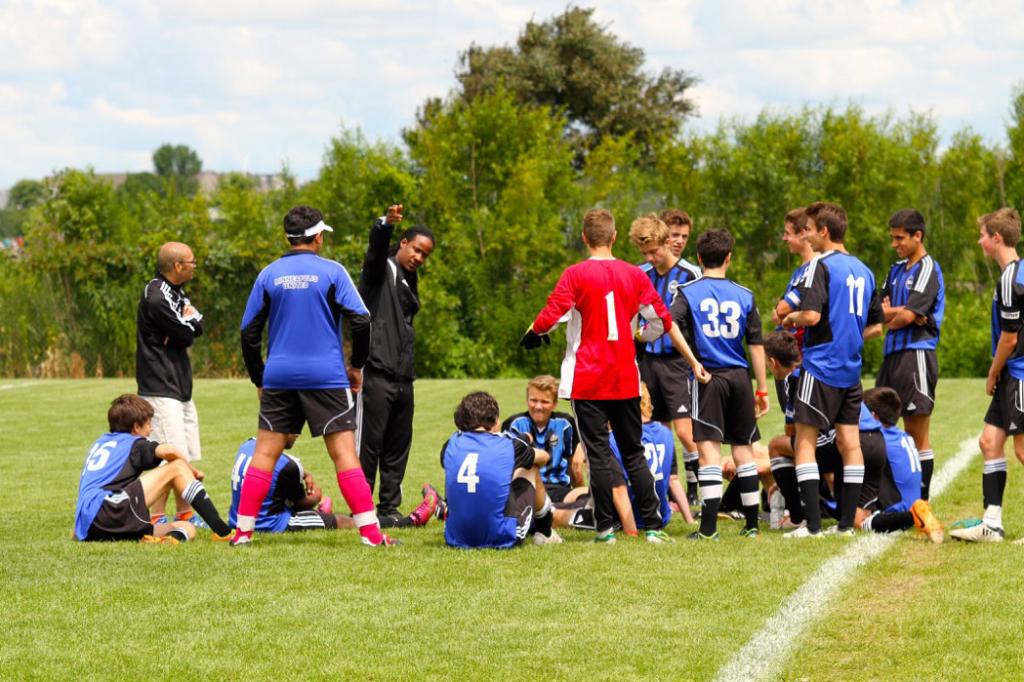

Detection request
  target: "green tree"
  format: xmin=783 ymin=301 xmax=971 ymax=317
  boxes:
xmin=6 ymin=178 xmax=46 ymax=210
xmin=152 ymin=143 xmax=203 ymax=196
xmin=451 ymin=6 xmax=698 ymax=161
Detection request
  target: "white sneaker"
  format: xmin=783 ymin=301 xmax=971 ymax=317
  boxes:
xmin=533 ymin=530 xmax=563 ymax=545
xmin=949 ymin=520 xmax=1004 ymax=543
xmin=781 ymin=518 xmax=806 ymax=530
xmin=822 ymin=525 xmax=856 ymax=537
xmin=784 ymin=526 xmax=822 ymax=539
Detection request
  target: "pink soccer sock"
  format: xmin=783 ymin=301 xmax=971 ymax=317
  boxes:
xmin=336 ymin=468 xmax=383 ymax=545
xmin=234 ymin=466 xmax=273 ymax=536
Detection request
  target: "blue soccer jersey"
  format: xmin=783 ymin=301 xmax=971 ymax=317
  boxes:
xmin=882 ymin=255 xmax=945 ymax=355
xmin=671 ymin=276 xmax=763 ymax=369
xmin=240 ymin=251 xmax=369 ymax=389
xmin=639 ymin=258 xmax=702 ymax=355
xmin=609 ymin=421 xmax=675 ymax=527
xmin=229 ymin=438 xmax=307 ymax=533
xmin=880 ymin=425 xmax=922 ymax=513
xmin=74 ymin=432 xmax=156 ymax=540
xmin=442 ymin=431 xmax=535 ymax=549
xmin=501 ymin=412 xmax=578 ymax=487
xmin=781 ymin=261 xmax=812 ymax=313
xmin=990 ymin=260 xmax=1024 ymax=380
xmin=798 ymin=251 xmax=881 ymax=388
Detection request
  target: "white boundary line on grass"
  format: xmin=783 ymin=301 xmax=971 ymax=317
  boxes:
xmin=0 ymin=382 xmax=37 ymax=390
xmin=713 ymin=434 xmax=979 ymax=682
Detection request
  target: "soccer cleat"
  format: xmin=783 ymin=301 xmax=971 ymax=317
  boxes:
xmin=739 ymin=527 xmax=761 ymax=538
xmin=823 ymin=526 xmax=856 ymax=537
xmin=644 ymin=529 xmax=674 ymax=544
xmin=533 ymin=530 xmax=564 ymax=545
xmin=362 ymin=533 xmax=401 ymax=547
xmin=409 ymin=484 xmax=440 ymax=527
xmin=434 ymin=497 xmax=448 ymax=522
xmin=910 ymin=499 xmax=944 ymax=544
xmin=150 ymin=514 xmax=168 ymax=526
xmin=686 ymin=530 xmax=720 ymax=541
xmin=139 ymin=534 xmax=178 ymax=545
xmin=594 ymin=530 xmax=617 ymax=544
xmin=229 ymin=530 xmax=253 ymax=547
xmin=781 ymin=517 xmax=806 ymax=530
xmin=784 ymin=526 xmax=822 ymax=539
xmin=718 ymin=509 xmax=745 ymax=521
xmin=949 ymin=518 xmax=1004 ymax=543
xmin=210 ymin=531 xmax=233 ymax=543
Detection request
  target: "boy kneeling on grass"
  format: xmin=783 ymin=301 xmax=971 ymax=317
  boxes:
xmin=73 ymin=394 xmax=232 ymax=544
xmin=441 ymin=391 xmax=561 ymax=549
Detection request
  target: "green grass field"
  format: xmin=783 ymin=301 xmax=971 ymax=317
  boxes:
xmin=1 ymin=378 xmax=1022 ymax=681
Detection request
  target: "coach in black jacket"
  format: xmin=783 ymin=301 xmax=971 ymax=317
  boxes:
xmin=136 ymin=241 xmax=203 ymax=520
xmin=358 ymin=204 xmax=435 ymax=525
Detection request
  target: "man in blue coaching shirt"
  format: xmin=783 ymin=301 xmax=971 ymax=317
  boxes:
xmin=783 ymin=202 xmax=883 ymax=537
xmin=876 ymin=209 xmax=944 ymax=501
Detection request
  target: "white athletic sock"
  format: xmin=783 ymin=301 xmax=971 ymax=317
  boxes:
xmin=984 ymin=504 xmax=1003 ymax=529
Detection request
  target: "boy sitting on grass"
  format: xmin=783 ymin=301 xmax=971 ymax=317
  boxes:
xmin=441 ymin=391 xmax=561 ymax=548
xmin=74 ymin=394 xmax=232 ymax=544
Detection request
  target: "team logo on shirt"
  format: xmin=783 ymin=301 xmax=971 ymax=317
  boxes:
xmin=549 ymin=434 xmax=559 ymax=448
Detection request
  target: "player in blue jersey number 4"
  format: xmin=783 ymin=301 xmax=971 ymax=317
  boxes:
xmin=441 ymin=392 xmax=562 ymax=549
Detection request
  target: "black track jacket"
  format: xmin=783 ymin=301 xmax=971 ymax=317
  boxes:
xmin=136 ymin=274 xmax=203 ymax=401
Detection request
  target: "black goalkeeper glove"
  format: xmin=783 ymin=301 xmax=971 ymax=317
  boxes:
xmin=519 ymin=328 xmax=550 ymax=350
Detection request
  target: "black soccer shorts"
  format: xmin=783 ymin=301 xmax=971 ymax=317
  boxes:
xmin=285 ymin=509 xmax=339 ymax=531
xmin=640 ymin=354 xmax=692 ymax=422
xmin=983 ymin=369 xmax=1024 ymax=435
xmin=876 ymin=349 xmax=938 ymax=417
xmin=259 ymin=388 xmax=357 ymax=437
xmin=690 ymin=366 xmax=760 ymax=445
xmin=793 ymin=373 xmax=862 ymax=431
xmin=505 ymin=476 xmax=535 ymax=545
xmin=86 ymin=479 xmax=153 ymax=541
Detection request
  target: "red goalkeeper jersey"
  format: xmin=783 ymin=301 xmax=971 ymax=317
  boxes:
xmin=533 ymin=257 xmax=673 ymax=400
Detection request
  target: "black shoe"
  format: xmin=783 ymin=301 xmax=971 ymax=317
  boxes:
xmin=378 ymin=512 xmax=404 ymax=529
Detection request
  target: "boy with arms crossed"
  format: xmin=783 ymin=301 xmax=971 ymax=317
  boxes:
xmin=671 ymin=228 xmax=769 ymax=539
xmin=877 ymin=209 xmax=945 ymax=500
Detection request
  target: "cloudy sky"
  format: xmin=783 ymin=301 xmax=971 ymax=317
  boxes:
xmin=1 ymin=0 xmax=1022 ymax=188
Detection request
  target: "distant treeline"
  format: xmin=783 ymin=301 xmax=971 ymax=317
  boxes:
xmin=3 ymin=87 xmax=1022 ymax=379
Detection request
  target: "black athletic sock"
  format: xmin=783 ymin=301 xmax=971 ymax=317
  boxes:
xmin=533 ymin=507 xmax=554 ymax=537
xmin=735 ymin=462 xmax=760 ymax=531
xmin=867 ymin=511 xmax=914 ymax=533
xmin=838 ymin=465 xmax=864 ymax=531
xmin=698 ymin=465 xmax=723 ymax=536
xmin=719 ymin=478 xmax=742 ymax=512
xmin=168 ymin=528 xmax=190 ymax=543
xmin=181 ymin=480 xmax=231 ymax=536
xmin=770 ymin=458 xmax=803 ymax=524
xmin=684 ymin=453 xmax=699 ymax=501
xmin=796 ymin=463 xmax=821 ymax=533
xmin=982 ymin=458 xmax=1008 ymax=508
xmin=918 ymin=449 xmax=934 ymax=500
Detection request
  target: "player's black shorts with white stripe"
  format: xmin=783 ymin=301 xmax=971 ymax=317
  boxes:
xmin=876 ymin=349 xmax=937 ymax=417
xmin=984 ymin=369 xmax=1024 ymax=435
xmin=639 ymin=354 xmax=692 ymax=422
xmin=793 ymin=372 xmax=862 ymax=431
xmin=544 ymin=482 xmax=573 ymax=504
xmin=259 ymin=388 xmax=357 ymax=437
xmin=285 ymin=509 xmax=339 ymax=531
xmin=690 ymin=367 xmax=760 ymax=445
xmin=857 ymin=429 xmax=887 ymax=508
xmin=505 ymin=476 xmax=535 ymax=545
xmin=86 ymin=479 xmax=153 ymax=541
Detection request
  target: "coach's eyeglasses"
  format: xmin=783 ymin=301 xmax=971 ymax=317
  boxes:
xmin=178 ymin=259 xmax=198 ymax=266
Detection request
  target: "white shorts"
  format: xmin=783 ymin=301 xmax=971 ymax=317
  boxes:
xmin=142 ymin=396 xmax=202 ymax=461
